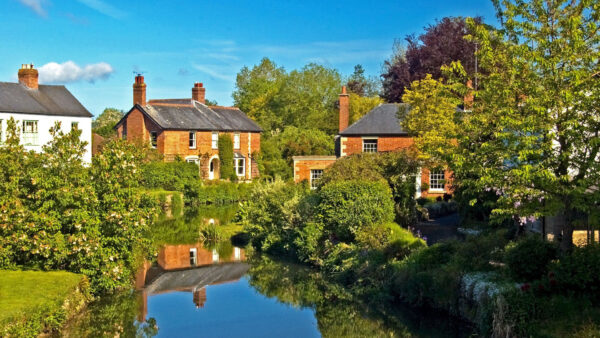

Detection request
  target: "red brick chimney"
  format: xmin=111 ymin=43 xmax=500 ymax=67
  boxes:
xmin=133 ymin=74 xmax=147 ymax=106
xmin=192 ymin=82 xmax=206 ymax=104
xmin=18 ymin=64 xmax=38 ymax=89
xmin=339 ymin=85 xmax=349 ymax=132
xmin=464 ymin=80 xmax=474 ymax=110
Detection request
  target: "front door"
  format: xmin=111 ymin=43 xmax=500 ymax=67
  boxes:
xmin=209 ymin=159 xmax=215 ymax=180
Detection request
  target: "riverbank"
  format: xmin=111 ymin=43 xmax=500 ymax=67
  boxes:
xmin=0 ymin=270 xmax=91 ymax=337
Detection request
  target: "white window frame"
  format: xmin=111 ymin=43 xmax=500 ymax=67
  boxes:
xmin=189 ymin=248 xmax=197 ymax=266
xmin=212 ymin=132 xmax=218 ymax=149
xmin=22 ymin=120 xmax=39 ymax=146
xmin=189 ymin=131 xmax=196 ymax=149
xmin=233 ymin=133 xmax=240 ymax=149
xmin=150 ymin=131 xmax=158 ymax=149
xmin=429 ymin=170 xmax=445 ymax=191
xmin=186 ymin=157 xmax=200 ymax=166
xmin=362 ymin=139 xmax=378 ymax=153
xmin=234 ymin=157 xmax=246 ymax=177
xmin=310 ymin=169 xmax=324 ymax=190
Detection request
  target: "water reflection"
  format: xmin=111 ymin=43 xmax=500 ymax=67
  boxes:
xmin=65 ymin=205 xmax=473 ymax=337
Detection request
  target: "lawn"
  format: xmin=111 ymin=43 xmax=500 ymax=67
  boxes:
xmin=0 ymin=270 xmax=90 ymax=336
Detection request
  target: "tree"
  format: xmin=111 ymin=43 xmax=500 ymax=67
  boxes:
xmin=381 ymin=17 xmax=479 ymax=103
xmin=348 ymin=93 xmax=383 ymax=125
xmin=92 ymin=108 xmax=124 ymax=137
xmin=346 ymin=64 xmax=380 ymax=97
xmin=232 ymin=58 xmax=286 ymax=133
xmin=403 ymin=1 xmax=600 ymax=252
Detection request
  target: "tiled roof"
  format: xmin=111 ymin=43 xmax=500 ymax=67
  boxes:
xmin=134 ymin=100 xmax=262 ymax=132
xmin=339 ymin=103 xmax=408 ymax=136
xmin=0 ymin=82 xmax=92 ymax=117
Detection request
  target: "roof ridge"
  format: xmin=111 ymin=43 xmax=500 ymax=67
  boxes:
xmin=209 ymin=105 xmax=240 ymax=110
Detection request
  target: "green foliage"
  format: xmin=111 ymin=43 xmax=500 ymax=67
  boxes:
xmin=141 ymin=160 xmax=200 ymax=192
xmin=504 ymin=235 xmax=557 ymax=282
xmin=186 ymin=180 xmax=253 ymax=205
xmin=554 ymin=244 xmax=600 ymax=300
xmin=319 ymin=152 xmax=419 ymax=227
xmin=0 ymin=271 xmax=91 ymax=337
xmin=0 ymin=119 xmax=157 ymax=295
xmin=346 ymin=64 xmax=380 ymax=97
xmin=233 ymin=58 xmax=342 ymax=135
xmin=318 ymin=180 xmax=395 ymax=242
xmin=218 ymin=133 xmax=236 ymax=181
xmin=92 ymin=108 xmax=124 ymax=137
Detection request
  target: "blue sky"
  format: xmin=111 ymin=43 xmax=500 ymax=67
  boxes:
xmin=1 ymin=0 xmax=498 ymax=117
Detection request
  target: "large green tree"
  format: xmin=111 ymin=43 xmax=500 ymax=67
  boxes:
xmin=92 ymin=108 xmax=124 ymax=137
xmin=403 ymin=0 xmax=600 ymax=251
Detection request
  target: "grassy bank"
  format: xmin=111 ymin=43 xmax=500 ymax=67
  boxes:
xmin=0 ymin=270 xmax=91 ymax=337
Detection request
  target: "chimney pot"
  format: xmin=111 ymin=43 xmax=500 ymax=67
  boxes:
xmin=18 ymin=64 xmax=39 ymax=89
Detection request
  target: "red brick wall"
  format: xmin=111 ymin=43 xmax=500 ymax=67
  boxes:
xmin=157 ymin=243 xmax=245 ymax=270
xmin=293 ymin=158 xmax=337 ymax=183
xmin=340 ymin=136 xmax=414 ymax=156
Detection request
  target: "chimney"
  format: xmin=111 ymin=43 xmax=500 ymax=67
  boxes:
xmin=133 ymin=74 xmax=146 ymax=106
xmin=192 ymin=82 xmax=206 ymax=104
xmin=464 ymin=80 xmax=474 ymax=110
xmin=18 ymin=64 xmax=38 ymax=89
xmin=339 ymin=85 xmax=349 ymax=132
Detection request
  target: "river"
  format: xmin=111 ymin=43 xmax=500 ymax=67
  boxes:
xmin=63 ymin=206 xmax=473 ymax=337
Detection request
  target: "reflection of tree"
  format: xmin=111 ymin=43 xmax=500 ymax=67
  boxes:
xmin=63 ymin=291 xmax=158 ymax=337
xmin=247 ymin=256 xmax=472 ymax=338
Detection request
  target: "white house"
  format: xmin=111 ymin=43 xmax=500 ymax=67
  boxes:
xmin=0 ymin=64 xmax=92 ymax=163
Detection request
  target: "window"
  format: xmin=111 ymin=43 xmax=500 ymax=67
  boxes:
xmin=234 ymin=157 xmax=245 ymax=176
xmin=189 ymin=248 xmax=197 ymax=266
xmin=362 ymin=139 xmax=378 ymax=153
xmin=22 ymin=120 xmax=38 ymax=145
xmin=150 ymin=131 xmax=158 ymax=149
xmin=71 ymin=122 xmax=79 ymax=130
xmin=310 ymin=169 xmax=323 ymax=190
xmin=429 ymin=170 xmax=445 ymax=191
xmin=186 ymin=157 xmax=199 ymax=166
xmin=234 ymin=133 xmax=240 ymax=149
xmin=0 ymin=119 xmax=3 ymax=143
xmin=189 ymin=131 xmax=196 ymax=149
xmin=212 ymin=132 xmax=218 ymax=149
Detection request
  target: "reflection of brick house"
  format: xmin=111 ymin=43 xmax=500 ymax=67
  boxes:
xmin=157 ymin=243 xmax=245 ymax=270
xmin=293 ymin=86 xmax=453 ymax=198
xmin=115 ymin=75 xmax=262 ymax=181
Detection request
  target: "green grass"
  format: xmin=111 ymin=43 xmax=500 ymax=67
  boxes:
xmin=0 ymin=270 xmax=90 ymax=336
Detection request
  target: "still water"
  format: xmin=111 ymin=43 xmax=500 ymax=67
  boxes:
xmin=64 ymin=206 xmax=472 ymax=337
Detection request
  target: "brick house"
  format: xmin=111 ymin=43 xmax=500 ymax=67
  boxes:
xmin=293 ymin=86 xmax=453 ymax=198
xmin=115 ymin=75 xmax=262 ymax=180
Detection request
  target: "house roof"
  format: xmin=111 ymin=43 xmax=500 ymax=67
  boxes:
xmin=339 ymin=103 xmax=409 ymax=136
xmin=122 ymin=99 xmax=262 ymax=132
xmin=0 ymin=82 xmax=92 ymax=117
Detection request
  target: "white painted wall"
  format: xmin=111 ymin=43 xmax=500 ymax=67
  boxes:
xmin=0 ymin=112 xmax=92 ymax=163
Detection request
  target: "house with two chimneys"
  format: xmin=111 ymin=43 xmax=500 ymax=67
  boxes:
xmin=0 ymin=64 xmax=93 ymax=162
xmin=293 ymin=86 xmax=453 ymax=197
xmin=115 ymin=75 xmax=262 ymax=181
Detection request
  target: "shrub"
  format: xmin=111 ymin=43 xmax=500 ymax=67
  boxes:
xmin=554 ymin=244 xmax=600 ymax=300
xmin=504 ymin=235 xmax=557 ymax=282
xmin=141 ymin=160 xmax=199 ymax=192
xmin=317 ymin=180 xmax=394 ymax=242
xmin=218 ymin=134 xmax=236 ymax=181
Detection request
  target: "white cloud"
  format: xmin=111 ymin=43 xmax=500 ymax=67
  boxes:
xmin=38 ymin=61 xmax=114 ymax=84
xmin=18 ymin=0 xmax=47 ymax=17
xmin=192 ymin=64 xmax=234 ymax=81
xmin=75 ymin=0 xmax=125 ymax=19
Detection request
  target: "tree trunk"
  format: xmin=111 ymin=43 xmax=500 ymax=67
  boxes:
xmin=560 ymin=205 xmax=575 ymax=253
